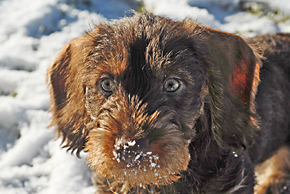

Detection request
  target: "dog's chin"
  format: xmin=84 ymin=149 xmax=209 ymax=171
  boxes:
xmin=86 ymin=122 xmax=191 ymax=188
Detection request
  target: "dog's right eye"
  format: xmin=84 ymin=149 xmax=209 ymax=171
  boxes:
xmin=100 ymin=78 xmax=115 ymax=92
xmin=164 ymin=78 xmax=181 ymax=92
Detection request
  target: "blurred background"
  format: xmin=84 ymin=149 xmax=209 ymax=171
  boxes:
xmin=0 ymin=0 xmax=289 ymax=193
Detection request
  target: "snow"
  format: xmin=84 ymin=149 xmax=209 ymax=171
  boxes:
xmin=0 ymin=0 xmax=289 ymax=193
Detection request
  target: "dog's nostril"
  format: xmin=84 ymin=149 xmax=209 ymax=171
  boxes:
xmin=135 ymin=137 xmax=150 ymax=151
xmin=113 ymin=137 xmax=150 ymax=166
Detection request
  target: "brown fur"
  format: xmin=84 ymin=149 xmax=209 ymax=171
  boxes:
xmin=255 ymin=146 xmax=290 ymax=194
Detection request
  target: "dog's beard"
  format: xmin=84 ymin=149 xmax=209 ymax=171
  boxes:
xmin=85 ymin=91 xmax=191 ymax=189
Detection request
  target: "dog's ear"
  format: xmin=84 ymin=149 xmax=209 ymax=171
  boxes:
xmin=184 ymin=22 xmax=262 ymax=150
xmin=47 ymin=33 xmax=95 ymax=156
xmin=203 ymin=27 xmax=262 ymax=151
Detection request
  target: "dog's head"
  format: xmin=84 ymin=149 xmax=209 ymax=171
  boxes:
xmin=47 ymin=13 xmax=261 ymax=188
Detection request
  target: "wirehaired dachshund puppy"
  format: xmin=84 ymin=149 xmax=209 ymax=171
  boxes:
xmin=47 ymin=13 xmax=290 ymax=194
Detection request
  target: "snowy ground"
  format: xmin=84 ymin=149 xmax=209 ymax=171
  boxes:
xmin=0 ymin=0 xmax=289 ymax=193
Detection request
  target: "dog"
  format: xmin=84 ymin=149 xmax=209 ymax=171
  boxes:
xmin=47 ymin=13 xmax=290 ymax=194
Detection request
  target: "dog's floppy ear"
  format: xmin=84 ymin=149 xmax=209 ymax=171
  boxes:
xmin=184 ymin=21 xmax=262 ymax=150
xmin=203 ymin=27 xmax=262 ymax=150
xmin=47 ymin=33 xmax=95 ymax=156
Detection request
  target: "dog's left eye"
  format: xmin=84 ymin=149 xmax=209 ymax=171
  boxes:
xmin=164 ymin=78 xmax=181 ymax=92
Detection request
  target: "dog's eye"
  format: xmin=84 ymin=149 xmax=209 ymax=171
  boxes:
xmin=164 ymin=78 xmax=180 ymax=92
xmin=101 ymin=78 xmax=115 ymax=92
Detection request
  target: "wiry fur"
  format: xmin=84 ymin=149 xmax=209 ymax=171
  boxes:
xmin=47 ymin=13 xmax=290 ymax=193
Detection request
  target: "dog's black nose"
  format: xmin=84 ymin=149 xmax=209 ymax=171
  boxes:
xmin=113 ymin=137 xmax=150 ymax=167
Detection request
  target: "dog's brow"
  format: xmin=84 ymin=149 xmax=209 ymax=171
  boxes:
xmin=111 ymin=59 xmax=128 ymax=76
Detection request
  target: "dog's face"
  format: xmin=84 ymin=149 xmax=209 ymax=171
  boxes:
xmin=47 ymin=13 xmax=261 ymax=189
xmin=83 ymin=19 xmax=208 ymax=186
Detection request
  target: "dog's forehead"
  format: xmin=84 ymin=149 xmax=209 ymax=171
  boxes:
xmin=91 ymin=19 xmax=198 ymax=78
